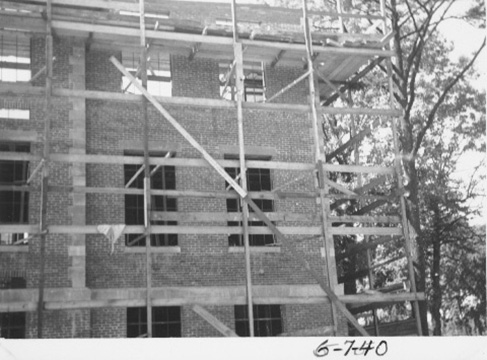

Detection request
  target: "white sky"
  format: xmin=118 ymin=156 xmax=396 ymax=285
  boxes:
xmin=436 ymin=2 xmax=486 ymax=224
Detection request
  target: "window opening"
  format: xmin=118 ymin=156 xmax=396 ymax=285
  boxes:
xmin=124 ymin=151 xmax=177 ymax=247
xmin=0 ymin=109 xmax=30 ymax=120
xmin=219 ymin=63 xmax=264 ymax=102
xmin=0 ymin=273 xmax=26 ymax=338
xmin=127 ymin=306 xmax=181 ymax=338
xmin=225 ymin=155 xmax=274 ymax=246
xmin=234 ymin=304 xmax=282 ymax=337
xmin=0 ymin=35 xmax=31 ymax=83
xmin=0 ymin=142 xmax=30 ymax=245
xmin=122 ymin=51 xmax=171 ymax=97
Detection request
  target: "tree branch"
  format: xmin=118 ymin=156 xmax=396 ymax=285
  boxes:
xmin=413 ymin=38 xmax=486 ymax=155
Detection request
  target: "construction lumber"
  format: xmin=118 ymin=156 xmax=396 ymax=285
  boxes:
xmin=315 ymin=67 xmax=350 ymax=104
xmin=266 ymin=70 xmax=311 ymax=103
xmin=0 ymin=285 xmax=425 ymax=311
xmin=36 ymin=0 xmax=54 ymax=338
xmin=0 ymin=83 xmax=401 ymax=116
xmin=15 ymin=0 xmax=384 ymax=22
xmin=323 ymin=178 xmax=357 ymax=196
xmin=270 ymin=50 xmax=286 ymax=68
xmin=330 ymin=226 xmax=402 ymax=236
xmin=279 ymin=326 xmax=334 ymax=336
xmin=349 ymin=281 xmax=412 ymax=314
xmin=352 ymin=200 xmax=389 ymax=215
xmin=329 ymin=215 xmax=401 ymax=224
xmin=0 ymin=224 xmax=322 ymax=235
xmin=322 ymin=163 xmax=395 ymax=174
xmin=1 ymin=17 xmax=391 ymax=59
xmin=137 ymin=0 xmax=153 ymax=338
xmin=47 ymin=186 xmax=280 ymax=200
xmin=231 ymin=1 xmax=256 ymax=336
xmin=326 ymin=193 xmax=394 ymax=201
xmin=349 ymin=318 xmax=418 ymax=337
xmin=326 ymin=127 xmax=371 ymax=162
xmin=0 ymin=150 xmax=316 ymax=171
xmin=241 ymin=38 xmax=394 ymax=57
xmin=302 ymin=0 xmax=343 ymax=335
xmin=150 ymin=211 xmax=311 ymax=223
xmin=192 ymin=305 xmax=238 ymax=337
xmin=330 ymin=175 xmax=389 ymax=211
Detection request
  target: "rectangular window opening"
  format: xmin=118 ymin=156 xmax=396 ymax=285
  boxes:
xmin=234 ymin=304 xmax=283 ymax=337
xmin=124 ymin=151 xmax=177 ymax=247
xmin=127 ymin=306 xmax=181 ymax=338
xmin=0 ymin=142 xmax=30 ymax=246
xmin=0 ymin=273 xmax=26 ymax=338
xmin=225 ymin=154 xmax=275 ymax=247
xmin=0 ymin=35 xmax=31 ymax=83
xmin=0 ymin=108 xmax=30 ymax=120
xmin=122 ymin=51 xmax=171 ymax=97
xmin=219 ymin=63 xmax=264 ymax=103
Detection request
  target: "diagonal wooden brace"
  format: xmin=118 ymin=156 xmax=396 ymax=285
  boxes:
xmin=192 ymin=305 xmax=238 ymax=337
xmin=109 ymin=55 xmax=369 ymax=336
xmin=266 ymin=69 xmax=311 ymax=103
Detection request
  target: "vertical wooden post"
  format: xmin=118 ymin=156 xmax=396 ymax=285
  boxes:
xmin=349 ymin=94 xmax=380 ymax=335
xmin=336 ymin=0 xmax=345 ymax=34
xmin=385 ymin=40 xmax=423 ymax=337
xmin=139 ymin=0 xmax=152 ymax=338
xmin=231 ymin=0 xmax=255 ymax=337
xmin=302 ymin=0 xmax=338 ymax=334
xmin=37 ymin=0 xmax=53 ymax=339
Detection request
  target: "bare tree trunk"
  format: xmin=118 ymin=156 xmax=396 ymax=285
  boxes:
xmin=430 ymin=204 xmax=442 ymax=335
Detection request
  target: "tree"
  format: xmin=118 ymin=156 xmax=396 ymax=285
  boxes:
xmin=440 ymin=225 xmax=486 ymax=335
xmin=265 ymin=0 xmax=486 ymax=335
xmin=419 ymin=133 xmax=485 ymax=334
xmin=380 ymin=0 xmax=486 ymax=335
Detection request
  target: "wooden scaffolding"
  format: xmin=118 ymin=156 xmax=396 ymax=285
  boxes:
xmin=0 ymin=0 xmax=423 ymax=337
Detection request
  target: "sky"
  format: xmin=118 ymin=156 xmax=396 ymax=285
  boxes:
xmin=435 ymin=2 xmax=486 ymax=224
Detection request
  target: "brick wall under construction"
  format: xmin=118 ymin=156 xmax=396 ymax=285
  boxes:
xmin=0 ymin=33 xmax=347 ymax=337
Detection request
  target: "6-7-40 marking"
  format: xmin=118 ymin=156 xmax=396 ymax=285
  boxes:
xmin=314 ymin=339 xmax=388 ymax=357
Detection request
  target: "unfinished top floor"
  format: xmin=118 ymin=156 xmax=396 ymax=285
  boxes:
xmin=1 ymin=0 xmax=395 ymax=103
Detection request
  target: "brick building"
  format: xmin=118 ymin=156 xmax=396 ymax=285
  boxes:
xmin=0 ymin=0 xmax=423 ymax=338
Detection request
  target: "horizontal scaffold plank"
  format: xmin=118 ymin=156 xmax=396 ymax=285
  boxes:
xmin=48 ymin=186 xmax=279 ymax=199
xmin=6 ymin=15 xmax=393 ymax=58
xmin=0 ymin=150 xmax=315 ymax=170
xmin=151 ymin=211 xmax=313 ymax=223
xmin=0 ymin=84 xmax=400 ymax=116
xmin=0 ymin=83 xmax=307 ymax=112
xmin=1 ymin=184 xmax=317 ymax=201
xmin=329 ymin=215 xmax=401 ymax=224
xmin=322 ymin=163 xmax=396 ymax=174
xmin=0 ymin=224 xmax=322 ymax=235
xmin=330 ymin=226 xmax=403 ymax=236
xmin=240 ymin=39 xmax=394 ymax=57
xmin=22 ymin=0 xmax=386 ymax=21
xmin=0 ymin=285 xmax=426 ymax=311
xmin=279 ymin=326 xmax=334 ymax=336
xmin=325 ymin=193 xmax=394 ymax=201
